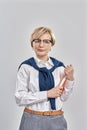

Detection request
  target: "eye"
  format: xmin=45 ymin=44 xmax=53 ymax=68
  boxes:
xmin=33 ymin=39 xmax=40 ymax=43
xmin=43 ymin=39 xmax=51 ymax=44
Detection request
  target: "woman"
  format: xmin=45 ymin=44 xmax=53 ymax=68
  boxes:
xmin=15 ymin=26 xmax=74 ymax=130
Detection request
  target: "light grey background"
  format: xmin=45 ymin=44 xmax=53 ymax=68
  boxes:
xmin=0 ymin=0 xmax=86 ymax=130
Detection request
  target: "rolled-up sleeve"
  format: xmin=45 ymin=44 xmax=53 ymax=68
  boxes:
xmin=59 ymin=66 xmax=75 ymax=102
xmin=60 ymin=80 xmax=75 ymax=101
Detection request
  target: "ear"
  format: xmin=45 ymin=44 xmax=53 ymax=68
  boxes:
xmin=31 ymin=42 xmax=33 ymax=47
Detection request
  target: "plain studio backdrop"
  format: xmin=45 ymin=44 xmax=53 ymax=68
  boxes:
xmin=0 ymin=0 xmax=87 ymax=130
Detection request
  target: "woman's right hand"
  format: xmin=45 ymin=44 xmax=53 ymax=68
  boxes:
xmin=47 ymin=85 xmax=64 ymax=98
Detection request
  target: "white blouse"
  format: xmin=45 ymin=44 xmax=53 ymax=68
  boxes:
xmin=15 ymin=57 xmax=74 ymax=111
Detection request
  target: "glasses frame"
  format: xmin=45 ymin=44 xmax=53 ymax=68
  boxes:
xmin=32 ymin=39 xmax=52 ymax=44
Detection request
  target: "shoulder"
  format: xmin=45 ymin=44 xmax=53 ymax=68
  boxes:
xmin=18 ymin=57 xmax=34 ymax=70
xmin=50 ymin=57 xmax=65 ymax=67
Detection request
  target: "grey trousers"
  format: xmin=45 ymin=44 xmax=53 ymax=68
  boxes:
xmin=19 ymin=111 xmax=67 ymax=130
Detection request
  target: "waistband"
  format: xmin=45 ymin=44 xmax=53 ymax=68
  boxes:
xmin=24 ymin=107 xmax=64 ymax=116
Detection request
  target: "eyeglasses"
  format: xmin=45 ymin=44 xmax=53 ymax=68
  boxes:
xmin=32 ymin=39 xmax=52 ymax=44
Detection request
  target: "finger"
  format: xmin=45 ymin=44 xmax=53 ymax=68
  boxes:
xmin=59 ymin=86 xmax=63 ymax=90
xmin=57 ymin=91 xmax=61 ymax=96
xmin=58 ymin=90 xmax=63 ymax=96
xmin=65 ymin=64 xmax=73 ymax=69
xmin=65 ymin=66 xmax=73 ymax=73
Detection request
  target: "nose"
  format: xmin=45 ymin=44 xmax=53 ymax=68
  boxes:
xmin=39 ymin=41 xmax=44 ymax=46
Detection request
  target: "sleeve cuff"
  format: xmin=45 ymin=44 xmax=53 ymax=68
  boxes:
xmin=66 ymin=80 xmax=75 ymax=89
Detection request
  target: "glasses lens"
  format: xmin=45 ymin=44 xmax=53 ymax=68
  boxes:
xmin=43 ymin=39 xmax=51 ymax=44
xmin=33 ymin=39 xmax=40 ymax=43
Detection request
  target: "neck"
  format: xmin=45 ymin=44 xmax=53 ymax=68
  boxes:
xmin=36 ymin=55 xmax=49 ymax=61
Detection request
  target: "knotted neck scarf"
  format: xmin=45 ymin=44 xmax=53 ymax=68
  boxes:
xmin=19 ymin=57 xmax=64 ymax=110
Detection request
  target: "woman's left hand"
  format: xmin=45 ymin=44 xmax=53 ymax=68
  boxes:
xmin=64 ymin=64 xmax=74 ymax=81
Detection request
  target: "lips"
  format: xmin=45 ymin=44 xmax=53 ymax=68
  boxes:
xmin=37 ymin=49 xmax=45 ymax=52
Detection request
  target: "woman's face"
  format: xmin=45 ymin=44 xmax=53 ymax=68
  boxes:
xmin=32 ymin=33 xmax=52 ymax=60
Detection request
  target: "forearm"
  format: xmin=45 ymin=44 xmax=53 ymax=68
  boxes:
xmin=15 ymin=90 xmax=47 ymax=106
xmin=60 ymin=80 xmax=74 ymax=101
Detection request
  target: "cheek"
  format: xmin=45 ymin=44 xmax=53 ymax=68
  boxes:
xmin=32 ymin=45 xmax=37 ymax=50
xmin=47 ymin=46 xmax=52 ymax=51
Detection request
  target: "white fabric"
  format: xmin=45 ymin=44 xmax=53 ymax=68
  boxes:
xmin=15 ymin=57 xmax=74 ymax=111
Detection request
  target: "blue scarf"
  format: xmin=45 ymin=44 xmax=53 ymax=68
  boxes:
xmin=19 ymin=57 xmax=64 ymax=110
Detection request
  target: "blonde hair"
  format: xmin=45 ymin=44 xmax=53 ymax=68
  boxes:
xmin=30 ymin=26 xmax=56 ymax=47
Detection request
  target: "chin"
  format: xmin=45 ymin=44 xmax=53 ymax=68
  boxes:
xmin=36 ymin=53 xmax=47 ymax=57
xmin=36 ymin=52 xmax=46 ymax=56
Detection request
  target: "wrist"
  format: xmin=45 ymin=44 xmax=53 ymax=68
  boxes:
xmin=67 ymin=76 xmax=74 ymax=81
xmin=69 ymin=77 xmax=74 ymax=81
xmin=47 ymin=90 xmax=50 ymax=98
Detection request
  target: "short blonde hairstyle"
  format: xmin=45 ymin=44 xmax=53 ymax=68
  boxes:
xmin=30 ymin=26 xmax=56 ymax=47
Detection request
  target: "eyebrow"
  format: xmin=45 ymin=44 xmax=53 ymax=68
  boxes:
xmin=32 ymin=39 xmax=52 ymax=42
